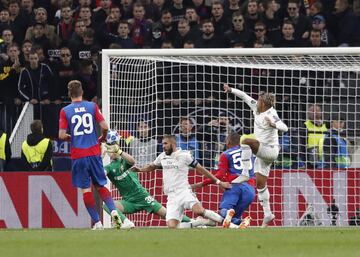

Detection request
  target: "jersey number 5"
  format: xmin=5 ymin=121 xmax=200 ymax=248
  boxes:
xmin=71 ymin=113 xmax=94 ymax=136
xmin=231 ymin=149 xmax=253 ymax=170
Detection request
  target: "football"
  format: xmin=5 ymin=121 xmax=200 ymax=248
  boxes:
xmin=106 ymin=129 xmax=120 ymax=145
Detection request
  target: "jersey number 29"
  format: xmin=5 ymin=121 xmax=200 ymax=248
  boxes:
xmin=71 ymin=113 xmax=94 ymax=136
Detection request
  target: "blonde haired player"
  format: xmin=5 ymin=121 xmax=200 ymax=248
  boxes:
xmin=223 ymin=84 xmax=288 ymax=227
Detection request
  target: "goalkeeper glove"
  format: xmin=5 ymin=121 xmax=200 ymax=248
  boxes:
xmin=105 ymin=143 xmax=123 ymax=156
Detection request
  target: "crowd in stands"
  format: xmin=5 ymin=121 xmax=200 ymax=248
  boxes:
xmin=0 ymin=0 xmax=358 ymax=172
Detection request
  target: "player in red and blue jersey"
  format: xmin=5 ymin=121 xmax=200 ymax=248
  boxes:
xmin=58 ymin=80 xmax=121 ymax=230
xmin=192 ymin=132 xmax=256 ymax=228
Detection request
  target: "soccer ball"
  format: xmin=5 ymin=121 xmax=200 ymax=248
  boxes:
xmin=106 ymin=130 xmax=120 ymax=145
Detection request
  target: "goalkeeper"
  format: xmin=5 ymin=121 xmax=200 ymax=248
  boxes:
xmin=103 ymin=133 xmax=207 ymax=228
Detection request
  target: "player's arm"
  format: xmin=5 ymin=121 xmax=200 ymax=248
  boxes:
xmin=265 ymin=115 xmax=288 ymax=132
xmin=192 ymin=154 xmax=228 ymax=189
xmin=94 ymin=104 xmax=109 ymax=141
xmin=223 ymin=83 xmax=257 ymax=112
xmin=194 ymin=163 xmax=231 ymax=190
xmin=120 ymin=151 xmax=135 ymax=166
xmin=58 ymin=109 xmax=71 ymax=140
xmin=131 ymin=162 xmax=160 ymax=173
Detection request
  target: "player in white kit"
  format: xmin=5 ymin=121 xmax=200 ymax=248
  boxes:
xmin=132 ymin=134 xmax=231 ymax=228
xmin=224 ymin=84 xmax=288 ymax=227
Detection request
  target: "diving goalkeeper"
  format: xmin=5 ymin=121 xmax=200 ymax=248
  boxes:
xmin=103 ymin=132 xmax=208 ymax=228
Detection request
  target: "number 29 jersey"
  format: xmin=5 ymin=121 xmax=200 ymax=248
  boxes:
xmin=59 ymin=101 xmax=104 ymax=159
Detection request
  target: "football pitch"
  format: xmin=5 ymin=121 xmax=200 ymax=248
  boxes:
xmin=0 ymin=228 xmax=358 ymax=257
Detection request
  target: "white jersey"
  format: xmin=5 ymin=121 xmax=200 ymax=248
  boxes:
xmin=153 ymin=149 xmax=198 ymax=195
xmin=231 ymin=88 xmax=288 ymax=146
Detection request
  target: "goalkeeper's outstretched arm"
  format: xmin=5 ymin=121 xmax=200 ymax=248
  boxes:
xmin=223 ymin=83 xmax=257 ymax=112
xmin=131 ymin=163 xmax=160 ymax=173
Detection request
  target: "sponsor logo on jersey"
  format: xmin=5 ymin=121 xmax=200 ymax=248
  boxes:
xmin=114 ymin=171 xmax=129 ymax=181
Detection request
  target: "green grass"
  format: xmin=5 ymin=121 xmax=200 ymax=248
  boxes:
xmin=0 ymin=228 xmax=359 ymax=257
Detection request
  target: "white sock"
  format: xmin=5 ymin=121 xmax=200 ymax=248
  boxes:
xmin=241 ymin=144 xmax=252 ymax=177
xmin=257 ymin=186 xmax=272 ymax=217
xmin=178 ymin=222 xmax=192 ymax=228
xmin=203 ymin=209 xmax=223 ymax=223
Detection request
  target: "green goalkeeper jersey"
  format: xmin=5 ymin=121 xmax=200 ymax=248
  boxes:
xmin=105 ymin=159 xmax=149 ymax=200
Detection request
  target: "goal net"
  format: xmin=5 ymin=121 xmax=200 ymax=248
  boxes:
xmin=102 ymin=48 xmax=360 ymax=227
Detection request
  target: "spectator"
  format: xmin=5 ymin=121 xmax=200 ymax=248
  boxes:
xmin=195 ymin=19 xmax=224 ymax=48
xmin=20 ymin=39 xmax=32 ymax=64
xmin=20 ymin=0 xmax=35 ymax=18
xmin=224 ymin=0 xmax=241 ymax=18
xmin=120 ymin=0 xmax=134 ymax=19
xmin=244 ymin=0 xmax=262 ymax=32
xmin=0 ymin=9 xmax=12 ymax=36
xmin=160 ymin=10 xmax=177 ymax=43
xmin=304 ymin=29 xmax=327 ymax=47
xmin=18 ymin=49 xmax=53 ymax=120
xmin=97 ymin=5 xmax=122 ymax=48
xmin=251 ymin=21 xmax=272 ymax=47
xmin=129 ymin=119 xmax=158 ymax=166
xmin=161 ymin=39 xmax=174 ymax=48
xmin=52 ymin=46 xmax=78 ymax=104
xmin=331 ymin=0 xmax=360 ymax=46
xmin=349 ymin=208 xmax=360 ymax=226
xmin=68 ymin=19 xmax=86 ymax=58
xmin=128 ymin=3 xmax=152 ymax=48
xmin=286 ymin=0 xmax=312 ymax=41
xmin=25 ymin=7 xmax=58 ymax=48
xmin=175 ymin=116 xmax=200 ymax=160
xmin=0 ymin=29 xmax=15 ymax=59
xmin=185 ymin=7 xmax=201 ymax=33
xmin=106 ymin=20 xmax=136 ymax=49
xmin=169 ymin=0 xmax=186 ymax=25
xmin=150 ymin=22 xmax=164 ymax=48
xmin=0 ymin=43 xmax=23 ymax=134
xmin=21 ymin=119 xmax=53 ymax=171
xmin=76 ymin=28 xmax=100 ymax=60
xmin=300 ymin=104 xmax=328 ymax=169
xmin=311 ymin=14 xmax=336 ymax=46
xmin=192 ymin=0 xmax=211 ymax=21
xmin=224 ymin=11 xmax=251 ymax=47
xmin=323 ymin=115 xmax=351 ymax=168
xmin=75 ymin=59 xmax=98 ymax=102
xmin=211 ymin=1 xmax=232 ymax=37
xmin=92 ymin=0 xmax=112 ymax=26
xmin=78 ymin=6 xmax=95 ymax=29
xmin=0 ymin=129 xmax=11 ymax=171
xmin=173 ymin=18 xmax=198 ymax=48
xmin=261 ymin=0 xmax=282 ymax=45
xmin=8 ymin=0 xmax=31 ymax=45
xmin=56 ymin=2 xmax=75 ymax=45
xmin=309 ymin=1 xmax=323 ymax=17
xmin=31 ymin=22 xmax=54 ymax=58
xmin=183 ymin=39 xmax=195 ymax=48
xmin=276 ymin=19 xmax=299 ymax=47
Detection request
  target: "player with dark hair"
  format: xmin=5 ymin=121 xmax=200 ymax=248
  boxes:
xmin=192 ymin=132 xmax=255 ymax=228
xmin=58 ymin=80 xmax=121 ymax=230
xmin=224 ymin=84 xmax=288 ymax=227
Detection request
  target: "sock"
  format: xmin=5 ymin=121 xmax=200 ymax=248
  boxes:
xmin=83 ymin=192 xmax=100 ymax=223
xmin=178 ymin=222 xmax=192 ymax=228
xmin=181 ymin=215 xmax=191 ymax=222
xmin=97 ymin=187 xmax=116 ymax=212
xmin=241 ymin=144 xmax=252 ymax=177
xmin=220 ymin=208 xmax=228 ymax=219
xmin=203 ymin=209 xmax=223 ymax=223
xmin=103 ymin=203 xmax=127 ymax=222
xmin=257 ymin=186 xmax=272 ymax=217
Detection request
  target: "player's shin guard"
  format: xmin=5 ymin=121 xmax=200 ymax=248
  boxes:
xmin=103 ymin=203 xmax=127 ymax=222
xmin=97 ymin=187 xmax=116 ymax=212
xmin=240 ymin=144 xmax=252 ymax=177
xmin=83 ymin=192 xmax=100 ymax=223
xmin=257 ymin=186 xmax=272 ymax=217
xmin=203 ymin=209 xmax=223 ymax=223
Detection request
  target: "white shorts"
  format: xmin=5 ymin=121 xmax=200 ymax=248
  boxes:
xmin=254 ymin=144 xmax=280 ymax=177
xmin=166 ymin=188 xmax=199 ymax=222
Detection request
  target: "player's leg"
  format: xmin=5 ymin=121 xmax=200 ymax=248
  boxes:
xmin=233 ymin=138 xmax=260 ymax=183
xmin=72 ymin=158 xmax=102 ymax=229
xmin=165 ymin=195 xmax=183 ymax=228
xmin=102 ymin=200 xmax=135 ymax=228
xmin=154 ymin=205 xmax=191 ymax=222
xmin=90 ymin=156 xmax=122 ymax=228
xmin=255 ymin=159 xmax=275 ymax=228
xmin=234 ymin=183 xmax=256 ymax=228
xmin=219 ymin=185 xmax=241 ymax=228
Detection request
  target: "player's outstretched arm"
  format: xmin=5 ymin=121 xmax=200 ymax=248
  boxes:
xmin=223 ymin=83 xmax=257 ymax=112
xmin=99 ymin=120 xmax=109 ymax=142
xmin=120 ymin=151 xmax=135 ymax=165
xmin=265 ymin=116 xmax=288 ymax=132
xmin=194 ymin=163 xmax=231 ymax=190
xmin=131 ymin=163 xmax=159 ymax=173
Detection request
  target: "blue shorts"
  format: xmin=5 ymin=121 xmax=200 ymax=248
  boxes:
xmin=71 ymin=156 xmax=107 ymax=189
xmin=220 ymin=183 xmax=255 ymax=218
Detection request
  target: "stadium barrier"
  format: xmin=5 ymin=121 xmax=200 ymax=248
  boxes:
xmin=1 ymin=169 xmax=358 ymax=228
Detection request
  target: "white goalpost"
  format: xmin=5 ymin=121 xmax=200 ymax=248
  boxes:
xmin=102 ymin=48 xmax=360 ymax=227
